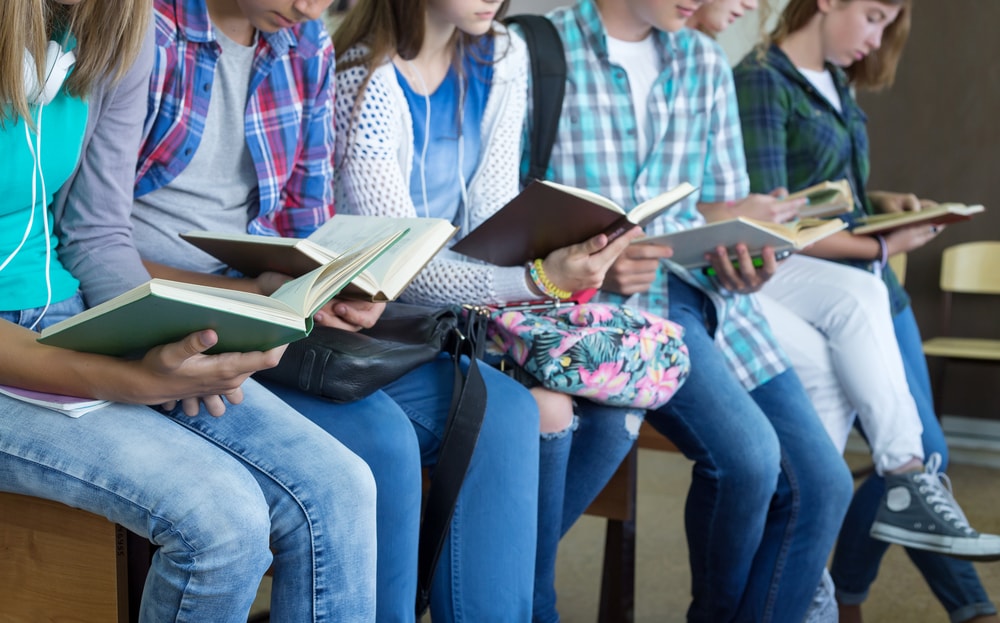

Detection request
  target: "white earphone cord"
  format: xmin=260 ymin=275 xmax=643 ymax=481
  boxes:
xmin=406 ymin=53 xmax=470 ymax=234
xmin=1 ymin=105 xmax=54 ymax=330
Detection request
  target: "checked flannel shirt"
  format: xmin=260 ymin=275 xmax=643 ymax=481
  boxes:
xmin=136 ymin=0 xmax=337 ymax=239
xmin=733 ymin=43 xmax=909 ymax=314
xmin=526 ymin=0 xmax=789 ymax=390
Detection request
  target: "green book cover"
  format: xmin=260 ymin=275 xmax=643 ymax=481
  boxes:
xmin=38 ymin=230 xmax=406 ymax=357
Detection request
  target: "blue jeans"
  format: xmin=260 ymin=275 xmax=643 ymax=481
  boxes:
xmin=645 ymin=278 xmax=852 ymax=623
xmin=831 ymin=305 xmax=997 ymax=623
xmin=262 ymin=354 xmax=540 ymax=623
xmin=532 ymin=403 xmax=644 ymax=623
xmin=0 ymin=297 xmax=377 ymax=622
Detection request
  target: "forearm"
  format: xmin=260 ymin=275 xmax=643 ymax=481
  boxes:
xmin=802 ymin=231 xmax=881 ymax=262
xmin=698 ymin=201 xmax=736 ymax=223
xmin=2 ymin=323 xmax=152 ymax=402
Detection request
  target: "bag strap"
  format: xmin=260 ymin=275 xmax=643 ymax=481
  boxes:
xmin=414 ymin=312 xmax=489 ymax=617
xmin=504 ymin=14 xmax=567 ymax=182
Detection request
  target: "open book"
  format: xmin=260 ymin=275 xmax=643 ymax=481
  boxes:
xmin=451 ymin=180 xmax=698 ymax=266
xmin=786 ymin=179 xmax=854 ymax=219
xmin=851 ymin=203 xmax=984 ymax=235
xmin=0 ymin=384 xmax=110 ymax=418
xmin=180 ymin=214 xmax=457 ymax=302
xmin=37 ymin=230 xmax=406 ymax=357
xmin=635 ymin=217 xmax=847 ymax=269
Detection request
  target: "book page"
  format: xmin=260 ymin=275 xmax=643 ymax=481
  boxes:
xmin=0 ymin=384 xmax=109 ymax=417
xmin=629 ymin=182 xmax=699 ymax=226
xmin=272 ymin=230 xmax=406 ymax=314
xmin=540 ymin=180 xmax=624 ymax=214
xmin=307 ymin=215 xmax=454 ymax=300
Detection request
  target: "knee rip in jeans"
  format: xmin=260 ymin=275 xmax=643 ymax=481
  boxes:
xmin=540 ymin=414 xmax=580 ymax=441
xmin=623 ymin=410 xmax=644 ymax=439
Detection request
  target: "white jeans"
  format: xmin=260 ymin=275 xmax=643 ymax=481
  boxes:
xmin=758 ymin=254 xmax=923 ymax=473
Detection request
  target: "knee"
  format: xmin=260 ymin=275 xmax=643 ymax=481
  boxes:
xmin=154 ymin=471 xmax=272 ymax=575
xmin=710 ymin=431 xmax=782 ymax=496
xmin=534 ymin=388 xmax=574 ymax=434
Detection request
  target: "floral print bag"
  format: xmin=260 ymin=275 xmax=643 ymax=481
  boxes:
xmin=481 ymin=302 xmax=690 ymax=409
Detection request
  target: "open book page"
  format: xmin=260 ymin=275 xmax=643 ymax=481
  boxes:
xmin=0 ymin=384 xmax=110 ymax=418
xmin=851 ymin=203 xmax=984 ymax=235
xmin=786 ymin=180 xmax=854 ymax=219
xmin=307 ymin=215 xmax=457 ymax=301
xmin=539 ymin=180 xmax=625 ymax=213
xmin=271 ymin=229 xmax=407 ymax=314
xmin=628 ymin=182 xmax=699 ymax=226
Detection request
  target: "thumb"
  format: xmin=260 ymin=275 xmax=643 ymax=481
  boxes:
xmin=769 ymin=187 xmax=790 ymax=199
xmin=158 ymin=330 xmax=218 ymax=370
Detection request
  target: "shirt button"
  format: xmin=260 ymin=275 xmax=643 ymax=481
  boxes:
xmin=183 ymin=147 xmax=193 ymax=157
xmin=203 ymin=83 xmax=211 ymax=92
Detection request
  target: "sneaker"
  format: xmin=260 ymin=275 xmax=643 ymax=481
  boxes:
xmin=870 ymin=453 xmax=1000 ymax=561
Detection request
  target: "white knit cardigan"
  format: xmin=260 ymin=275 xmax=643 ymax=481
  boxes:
xmin=334 ymin=25 xmax=536 ymax=306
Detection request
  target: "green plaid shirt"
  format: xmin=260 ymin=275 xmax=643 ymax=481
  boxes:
xmin=521 ymin=0 xmax=789 ymax=390
xmin=734 ymin=43 xmax=909 ymax=314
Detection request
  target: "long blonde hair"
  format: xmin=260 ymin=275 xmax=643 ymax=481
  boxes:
xmin=0 ymin=0 xmax=150 ymax=125
xmin=770 ymin=0 xmax=911 ymax=90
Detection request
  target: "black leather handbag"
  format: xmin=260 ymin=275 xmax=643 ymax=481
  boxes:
xmin=256 ymin=303 xmax=461 ymax=403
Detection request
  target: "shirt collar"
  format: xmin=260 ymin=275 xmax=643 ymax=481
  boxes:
xmin=172 ymin=0 xmax=298 ymax=53
xmin=765 ymin=43 xmax=850 ymax=97
xmin=574 ymin=0 xmax=677 ymax=66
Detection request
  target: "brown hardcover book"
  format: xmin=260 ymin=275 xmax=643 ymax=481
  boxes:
xmin=450 ymin=180 xmax=698 ymax=266
xmin=180 ymin=214 xmax=457 ymax=302
xmin=851 ymin=203 xmax=984 ymax=235
xmin=634 ymin=217 xmax=847 ymax=269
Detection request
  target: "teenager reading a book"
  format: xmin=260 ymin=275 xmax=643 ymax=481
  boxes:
xmin=0 ymin=2 xmax=378 ymax=621
xmin=55 ymin=0 xmax=541 ymax=620
xmin=329 ymin=3 xmax=689 ymax=621
xmin=734 ymin=1 xmax=1000 ymax=621
xmin=520 ymin=1 xmax=861 ymax=621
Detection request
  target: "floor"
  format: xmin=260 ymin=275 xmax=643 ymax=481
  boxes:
xmin=251 ymin=449 xmax=1000 ymax=622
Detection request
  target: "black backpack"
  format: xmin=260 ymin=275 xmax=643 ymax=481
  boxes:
xmin=504 ymin=14 xmax=567 ymax=181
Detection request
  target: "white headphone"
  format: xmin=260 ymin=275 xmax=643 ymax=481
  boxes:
xmin=22 ymin=41 xmax=76 ymax=105
xmin=0 ymin=42 xmax=75 ymax=329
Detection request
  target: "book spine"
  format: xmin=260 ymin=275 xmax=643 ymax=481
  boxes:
xmin=599 ymin=216 xmax=634 ymax=244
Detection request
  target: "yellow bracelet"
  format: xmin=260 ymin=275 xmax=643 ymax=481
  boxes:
xmin=531 ymin=258 xmax=572 ymax=300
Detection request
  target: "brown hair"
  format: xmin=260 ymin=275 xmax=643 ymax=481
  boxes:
xmin=770 ymin=0 xmax=910 ymax=90
xmin=334 ymin=0 xmax=510 ymax=71
xmin=0 ymin=0 xmax=150 ymax=126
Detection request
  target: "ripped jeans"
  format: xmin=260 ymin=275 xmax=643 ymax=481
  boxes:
xmin=533 ymin=401 xmax=645 ymax=623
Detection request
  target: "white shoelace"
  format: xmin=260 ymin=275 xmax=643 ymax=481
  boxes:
xmin=914 ymin=452 xmax=976 ymax=535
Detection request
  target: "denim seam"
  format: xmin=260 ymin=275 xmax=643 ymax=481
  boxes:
xmin=168 ymin=417 xmax=322 ymax=621
xmin=761 ymin=451 xmax=798 ymax=622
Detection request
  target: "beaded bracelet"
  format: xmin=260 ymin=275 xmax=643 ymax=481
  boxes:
xmin=529 ymin=258 xmax=572 ymax=300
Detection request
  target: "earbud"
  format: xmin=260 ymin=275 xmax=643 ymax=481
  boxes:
xmin=22 ymin=41 xmax=76 ymax=106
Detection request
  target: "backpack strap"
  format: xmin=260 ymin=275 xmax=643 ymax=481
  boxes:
xmin=504 ymin=14 xmax=566 ymax=182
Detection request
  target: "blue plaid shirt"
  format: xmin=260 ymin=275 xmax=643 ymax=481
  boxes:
xmin=523 ymin=0 xmax=788 ymax=390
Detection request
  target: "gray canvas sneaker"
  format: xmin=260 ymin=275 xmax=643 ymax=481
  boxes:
xmin=870 ymin=453 xmax=1000 ymax=561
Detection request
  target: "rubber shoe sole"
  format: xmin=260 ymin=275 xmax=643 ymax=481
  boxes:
xmin=870 ymin=521 xmax=1000 ymax=561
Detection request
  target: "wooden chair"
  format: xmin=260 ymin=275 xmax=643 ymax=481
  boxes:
xmin=921 ymin=241 xmax=1000 ymax=413
xmin=582 ymin=422 xmax=679 ymax=623
xmin=0 ymin=492 xmax=151 ymax=623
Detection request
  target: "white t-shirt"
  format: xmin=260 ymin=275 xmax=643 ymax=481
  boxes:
xmin=606 ymin=33 xmax=662 ymax=159
xmin=798 ymin=66 xmax=843 ymax=113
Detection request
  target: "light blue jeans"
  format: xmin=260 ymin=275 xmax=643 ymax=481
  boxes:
xmin=647 ymin=277 xmax=853 ymax=623
xmin=0 ymin=297 xmax=378 ymax=622
xmin=831 ymin=305 xmax=997 ymax=623
xmin=262 ymin=353 xmax=541 ymax=622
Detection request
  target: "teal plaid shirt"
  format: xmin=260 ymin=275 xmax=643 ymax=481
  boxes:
xmin=521 ymin=0 xmax=789 ymax=390
xmin=734 ymin=43 xmax=909 ymax=314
